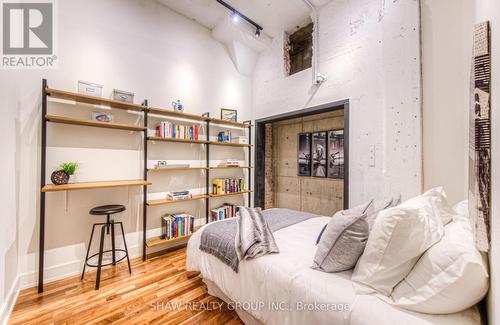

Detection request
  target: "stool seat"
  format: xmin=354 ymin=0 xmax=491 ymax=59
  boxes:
xmin=89 ymin=204 xmax=126 ymax=215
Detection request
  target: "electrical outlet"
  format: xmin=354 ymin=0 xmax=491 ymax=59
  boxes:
xmin=368 ymin=144 xmax=376 ymax=167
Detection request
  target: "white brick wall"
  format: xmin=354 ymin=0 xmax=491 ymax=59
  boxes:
xmin=252 ymin=0 xmax=421 ymax=205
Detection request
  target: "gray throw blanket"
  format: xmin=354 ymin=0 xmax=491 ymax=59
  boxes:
xmin=235 ymin=207 xmax=279 ymax=261
xmin=200 ymin=208 xmax=321 ymax=272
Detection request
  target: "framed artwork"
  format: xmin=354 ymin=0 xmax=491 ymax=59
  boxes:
xmin=327 ymin=130 xmax=345 ymax=179
xmin=469 ymin=21 xmax=491 ymax=252
xmin=220 ymin=108 xmax=238 ymax=122
xmin=298 ymin=133 xmax=311 ymax=176
xmin=312 ymin=132 xmax=327 ymax=177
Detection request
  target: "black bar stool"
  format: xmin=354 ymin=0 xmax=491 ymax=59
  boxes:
xmin=81 ymin=204 xmax=131 ymax=290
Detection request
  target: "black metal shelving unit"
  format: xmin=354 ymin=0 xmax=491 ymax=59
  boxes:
xmin=143 ymin=110 xmax=253 ymax=257
xmin=38 ymin=79 xmax=253 ymax=291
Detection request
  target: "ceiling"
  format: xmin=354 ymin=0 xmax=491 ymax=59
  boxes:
xmin=157 ymin=0 xmax=331 ymax=38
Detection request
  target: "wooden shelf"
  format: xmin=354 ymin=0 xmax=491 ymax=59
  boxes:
xmin=46 ymin=87 xmax=145 ymax=111
xmin=209 ymin=166 xmax=254 ymax=170
xmin=148 ymin=107 xmax=206 ymax=122
xmin=147 ymin=194 xmax=209 ymax=206
xmin=145 ymin=233 xmax=193 ymax=247
xmin=148 ymin=167 xmax=208 ymax=172
xmin=46 ymin=115 xmax=146 ymax=132
xmin=206 ymin=117 xmax=253 ymax=128
xmin=145 ymin=226 xmax=202 ymax=248
xmin=208 ymin=141 xmax=253 ymax=147
xmin=209 ymin=190 xmax=253 ymax=198
xmin=148 ymin=136 xmax=208 ymax=145
xmin=42 ymin=180 xmax=150 ymax=192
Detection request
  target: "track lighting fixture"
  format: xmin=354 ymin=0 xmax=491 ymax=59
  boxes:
xmin=231 ymin=11 xmax=239 ymax=23
xmin=216 ymin=0 xmax=263 ymax=37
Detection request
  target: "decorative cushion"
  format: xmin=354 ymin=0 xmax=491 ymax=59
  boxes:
xmin=312 ymin=200 xmax=373 ymax=272
xmin=390 ymin=201 xmax=489 ymax=314
xmin=352 ymin=203 xmax=445 ymax=296
xmin=399 ymin=187 xmax=455 ymax=225
xmin=366 ymin=194 xmax=402 ymax=230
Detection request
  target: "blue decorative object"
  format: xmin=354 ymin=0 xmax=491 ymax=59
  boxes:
xmin=172 ymin=100 xmax=184 ymax=113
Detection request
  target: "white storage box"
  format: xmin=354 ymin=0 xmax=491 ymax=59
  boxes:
xmin=78 ymin=80 xmax=103 ymax=97
xmin=234 ymin=136 xmax=248 ymax=144
xmin=112 ymin=89 xmax=134 ymax=103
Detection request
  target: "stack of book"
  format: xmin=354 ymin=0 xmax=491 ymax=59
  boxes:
xmin=161 ymin=213 xmax=195 ymax=240
xmin=212 ymin=178 xmax=244 ymax=195
xmin=219 ymin=159 xmax=240 ymax=167
xmin=217 ymin=130 xmax=232 ymax=142
xmin=166 ymin=191 xmax=192 ymax=201
xmin=156 ymin=121 xmax=200 ymax=140
xmin=210 ymin=204 xmax=237 ymax=222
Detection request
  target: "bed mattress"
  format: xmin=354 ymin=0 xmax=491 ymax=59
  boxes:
xmin=186 ymin=215 xmax=481 ymax=325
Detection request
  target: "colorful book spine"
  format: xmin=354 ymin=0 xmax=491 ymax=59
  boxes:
xmin=156 ymin=121 xmax=199 ymax=140
xmin=211 ymin=178 xmax=244 ymax=195
xmin=161 ymin=214 xmax=195 ymax=240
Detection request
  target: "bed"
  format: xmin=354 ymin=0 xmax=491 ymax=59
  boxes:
xmin=186 ymin=210 xmax=481 ymax=325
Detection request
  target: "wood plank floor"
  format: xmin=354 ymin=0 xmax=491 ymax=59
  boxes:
xmin=10 ymin=248 xmax=243 ymax=325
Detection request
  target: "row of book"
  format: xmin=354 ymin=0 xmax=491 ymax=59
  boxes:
xmin=217 ymin=130 xmax=232 ymax=142
xmin=156 ymin=121 xmax=200 ymax=140
xmin=212 ymin=178 xmax=244 ymax=195
xmin=210 ymin=204 xmax=238 ymax=222
xmin=166 ymin=190 xmax=192 ymax=201
xmin=161 ymin=213 xmax=195 ymax=240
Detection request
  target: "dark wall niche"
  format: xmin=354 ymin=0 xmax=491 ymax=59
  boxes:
xmin=286 ymin=22 xmax=313 ymax=76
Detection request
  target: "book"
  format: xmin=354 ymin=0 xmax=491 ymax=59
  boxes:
xmin=161 ymin=213 xmax=195 ymax=240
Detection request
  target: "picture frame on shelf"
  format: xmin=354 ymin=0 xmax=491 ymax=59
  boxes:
xmin=327 ymin=129 xmax=345 ymax=179
xmin=298 ymin=133 xmax=311 ymax=176
xmin=220 ymin=108 xmax=237 ymax=122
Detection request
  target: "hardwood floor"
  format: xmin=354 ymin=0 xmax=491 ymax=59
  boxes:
xmin=10 ymin=248 xmax=243 ymax=325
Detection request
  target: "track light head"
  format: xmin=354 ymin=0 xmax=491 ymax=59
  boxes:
xmin=231 ymin=11 xmax=239 ymax=23
xmin=255 ymin=29 xmax=261 ymax=38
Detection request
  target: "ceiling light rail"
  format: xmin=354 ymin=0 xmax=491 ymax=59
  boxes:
xmin=216 ymin=0 xmax=263 ymax=37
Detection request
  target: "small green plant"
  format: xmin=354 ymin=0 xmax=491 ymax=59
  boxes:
xmin=60 ymin=162 xmax=78 ymax=175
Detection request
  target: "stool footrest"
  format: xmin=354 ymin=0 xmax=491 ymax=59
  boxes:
xmin=85 ymin=249 xmax=128 ymax=268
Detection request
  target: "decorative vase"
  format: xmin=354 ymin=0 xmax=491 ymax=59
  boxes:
xmin=172 ymin=100 xmax=184 ymax=113
xmin=51 ymin=170 xmax=69 ymax=185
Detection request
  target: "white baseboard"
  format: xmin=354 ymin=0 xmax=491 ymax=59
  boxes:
xmin=19 ymin=244 xmax=141 ymax=290
xmin=0 ymin=275 xmax=20 ymax=325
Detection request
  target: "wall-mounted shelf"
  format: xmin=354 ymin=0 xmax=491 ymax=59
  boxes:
xmin=46 ymin=115 xmax=146 ymax=132
xmin=145 ymin=233 xmax=193 ymax=248
xmin=147 ymin=136 xmax=208 ymax=145
xmin=209 ymin=166 xmax=254 ymax=170
xmin=145 ymin=226 xmax=202 ymax=248
xmin=147 ymin=194 xmax=209 ymax=206
xmin=45 ymin=87 xmax=145 ymax=111
xmin=147 ymin=167 xmax=208 ymax=172
xmin=208 ymin=141 xmax=253 ymax=147
xmin=206 ymin=117 xmax=253 ymax=128
xmin=209 ymin=190 xmax=253 ymax=198
xmin=41 ymin=180 xmax=150 ymax=192
xmin=148 ymin=107 xmax=206 ymax=122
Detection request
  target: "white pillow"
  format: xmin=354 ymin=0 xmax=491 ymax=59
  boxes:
xmin=399 ymin=187 xmax=455 ymax=225
xmin=390 ymin=203 xmax=489 ymax=314
xmin=352 ymin=206 xmax=444 ymax=296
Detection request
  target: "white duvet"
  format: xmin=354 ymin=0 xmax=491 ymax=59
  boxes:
xmin=186 ymin=217 xmax=481 ymax=325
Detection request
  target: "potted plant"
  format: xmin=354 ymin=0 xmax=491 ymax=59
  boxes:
xmin=51 ymin=162 xmax=78 ymax=185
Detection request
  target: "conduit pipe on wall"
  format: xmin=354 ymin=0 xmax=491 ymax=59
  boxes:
xmin=301 ymin=0 xmax=326 ymax=84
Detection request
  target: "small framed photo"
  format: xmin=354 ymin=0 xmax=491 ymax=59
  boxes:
xmin=298 ymin=133 xmax=311 ymax=176
xmin=220 ymin=108 xmax=237 ymax=122
xmin=312 ymin=131 xmax=327 ymax=177
xmin=327 ymin=130 xmax=345 ymax=179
